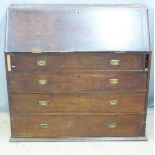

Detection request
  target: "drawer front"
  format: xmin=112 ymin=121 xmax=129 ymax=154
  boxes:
xmin=11 ymin=115 xmax=145 ymax=138
xmin=9 ymin=53 xmax=144 ymax=72
xmin=8 ymin=73 xmax=147 ymax=93
xmin=10 ymin=93 xmax=146 ymax=114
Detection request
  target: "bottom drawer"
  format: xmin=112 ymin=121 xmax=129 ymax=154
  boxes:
xmin=11 ymin=115 xmax=145 ymax=138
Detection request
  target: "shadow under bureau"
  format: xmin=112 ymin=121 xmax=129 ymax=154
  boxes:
xmin=5 ymin=4 xmax=151 ymax=141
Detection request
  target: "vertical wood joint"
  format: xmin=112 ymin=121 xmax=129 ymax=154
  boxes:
xmin=7 ymin=54 xmax=11 ymax=71
xmin=144 ymin=53 xmax=150 ymax=71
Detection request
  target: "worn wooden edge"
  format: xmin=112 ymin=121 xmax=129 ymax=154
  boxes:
xmin=9 ymin=137 xmax=147 ymax=142
xmin=5 ymin=50 xmax=151 ymax=53
xmin=10 ymin=113 xmax=146 ymax=116
xmin=5 ymin=51 xmax=151 ymax=54
xmin=8 ymin=90 xmax=148 ymax=94
xmin=8 ymin=4 xmax=147 ymax=9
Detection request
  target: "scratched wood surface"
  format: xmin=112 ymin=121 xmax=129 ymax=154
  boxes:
xmin=9 ymin=53 xmax=145 ymax=72
xmin=11 ymin=115 xmax=145 ymax=138
xmin=10 ymin=92 xmax=146 ymax=114
xmin=6 ymin=5 xmax=151 ymax=140
xmin=6 ymin=4 xmax=150 ymax=52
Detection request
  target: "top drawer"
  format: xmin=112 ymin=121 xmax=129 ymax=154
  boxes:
xmin=6 ymin=53 xmax=146 ymax=73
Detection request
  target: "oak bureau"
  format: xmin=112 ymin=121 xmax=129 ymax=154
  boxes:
xmin=5 ymin=4 xmax=151 ymax=141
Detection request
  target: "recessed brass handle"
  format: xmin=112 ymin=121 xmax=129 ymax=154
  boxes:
xmin=107 ymin=123 xmax=117 ymax=129
xmin=109 ymin=79 xmax=119 ymax=84
xmin=40 ymin=123 xmax=49 ymax=129
xmin=109 ymin=100 xmax=118 ymax=106
xmin=38 ymin=100 xmax=48 ymax=106
xmin=38 ymin=80 xmax=48 ymax=85
xmin=37 ymin=60 xmax=46 ymax=66
xmin=110 ymin=60 xmax=120 ymax=66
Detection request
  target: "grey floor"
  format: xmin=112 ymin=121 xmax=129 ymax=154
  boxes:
xmin=0 ymin=111 xmax=154 ymax=155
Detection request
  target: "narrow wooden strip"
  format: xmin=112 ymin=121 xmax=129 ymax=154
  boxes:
xmin=10 ymin=113 xmax=146 ymax=116
xmin=7 ymin=55 xmax=11 ymax=71
xmin=9 ymin=137 xmax=147 ymax=142
xmin=8 ymin=90 xmax=147 ymax=94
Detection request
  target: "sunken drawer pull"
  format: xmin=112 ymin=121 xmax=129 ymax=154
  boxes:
xmin=38 ymin=100 xmax=48 ymax=106
xmin=40 ymin=123 xmax=49 ymax=129
xmin=109 ymin=79 xmax=119 ymax=84
xmin=37 ymin=60 xmax=46 ymax=66
xmin=109 ymin=100 xmax=118 ymax=106
xmin=110 ymin=59 xmax=120 ymax=66
xmin=107 ymin=123 xmax=117 ymax=129
xmin=38 ymin=80 xmax=48 ymax=85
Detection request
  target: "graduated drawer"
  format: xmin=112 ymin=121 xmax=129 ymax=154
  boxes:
xmin=7 ymin=53 xmax=145 ymax=72
xmin=8 ymin=72 xmax=147 ymax=93
xmin=10 ymin=92 xmax=146 ymax=114
xmin=11 ymin=115 xmax=145 ymax=138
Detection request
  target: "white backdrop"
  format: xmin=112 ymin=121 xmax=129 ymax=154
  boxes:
xmin=0 ymin=0 xmax=154 ymax=112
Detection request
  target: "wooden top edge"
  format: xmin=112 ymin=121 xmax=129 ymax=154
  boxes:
xmin=8 ymin=4 xmax=147 ymax=10
xmin=5 ymin=51 xmax=151 ymax=53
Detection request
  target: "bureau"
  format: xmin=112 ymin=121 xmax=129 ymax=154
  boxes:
xmin=5 ymin=4 xmax=151 ymax=141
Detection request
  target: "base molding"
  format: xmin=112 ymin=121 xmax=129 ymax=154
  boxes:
xmin=10 ymin=136 xmax=147 ymax=142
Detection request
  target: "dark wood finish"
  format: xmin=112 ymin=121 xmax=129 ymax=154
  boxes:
xmin=6 ymin=4 xmax=150 ymax=52
xmin=8 ymin=72 xmax=147 ymax=92
xmin=8 ymin=72 xmax=147 ymax=93
xmin=10 ymin=92 xmax=146 ymax=114
xmin=6 ymin=5 xmax=151 ymax=141
xmin=11 ymin=115 xmax=145 ymax=138
xmin=10 ymin=53 xmax=145 ymax=72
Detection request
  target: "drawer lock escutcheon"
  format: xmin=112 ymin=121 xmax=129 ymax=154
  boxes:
xmin=109 ymin=100 xmax=118 ymax=106
xmin=109 ymin=79 xmax=119 ymax=84
xmin=110 ymin=60 xmax=120 ymax=66
xmin=38 ymin=100 xmax=48 ymax=106
xmin=37 ymin=60 xmax=46 ymax=66
xmin=107 ymin=123 xmax=117 ymax=129
xmin=38 ymin=80 xmax=48 ymax=85
xmin=40 ymin=123 xmax=49 ymax=129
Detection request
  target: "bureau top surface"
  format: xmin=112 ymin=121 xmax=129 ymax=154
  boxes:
xmin=6 ymin=4 xmax=150 ymax=53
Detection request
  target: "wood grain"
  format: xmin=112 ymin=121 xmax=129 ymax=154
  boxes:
xmin=6 ymin=5 xmax=150 ymax=52
xmin=6 ymin=5 xmax=151 ymax=140
xmin=11 ymin=114 xmax=145 ymax=138
xmin=10 ymin=92 xmax=146 ymax=114
xmin=8 ymin=72 xmax=147 ymax=93
xmin=10 ymin=53 xmax=144 ymax=72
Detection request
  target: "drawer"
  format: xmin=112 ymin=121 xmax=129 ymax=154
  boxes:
xmin=8 ymin=72 xmax=147 ymax=93
xmin=7 ymin=53 xmax=145 ymax=72
xmin=10 ymin=93 xmax=146 ymax=114
xmin=11 ymin=115 xmax=145 ymax=138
